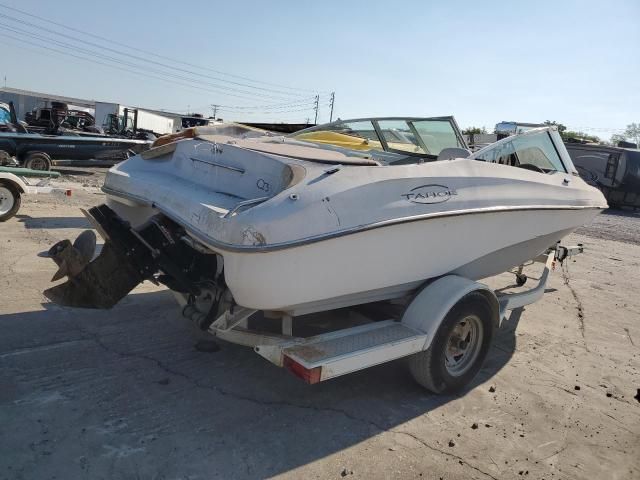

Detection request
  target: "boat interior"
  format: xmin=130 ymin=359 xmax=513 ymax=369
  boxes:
xmin=290 ymin=116 xmax=469 ymax=163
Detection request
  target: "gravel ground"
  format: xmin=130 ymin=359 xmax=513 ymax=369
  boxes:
xmin=0 ymin=168 xmax=638 ymax=480
xmin=576 ymin=209 xmax=640 ymax=245
xmin=52 ymin=166 xmax=108 ymax=190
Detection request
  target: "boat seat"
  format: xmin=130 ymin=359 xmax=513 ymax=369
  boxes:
xmin=437 ymin=147 xmax=471 ymax=160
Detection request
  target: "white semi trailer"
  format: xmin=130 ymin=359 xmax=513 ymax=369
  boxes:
xmin=94 ymin=102 xmax=176 ymax=135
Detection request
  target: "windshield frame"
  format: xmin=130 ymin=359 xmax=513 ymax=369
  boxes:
xmin=290 ymin=116 xmax=468 ymax=160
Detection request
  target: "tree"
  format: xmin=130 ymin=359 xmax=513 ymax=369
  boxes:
xmin=563 ymin=130 xmax=600 ymax=143
xmin=623 ymin=123 xmax=640 ymax=147
xmin=544 ymin=120 xmax=567 ymax=134
xmin=544 ymin=121 xmax=599 ymax=142
xmin=462 ymin=126 xmax=487 ymax=135
xmin=610 ymin=133 xmax=627 ymax=146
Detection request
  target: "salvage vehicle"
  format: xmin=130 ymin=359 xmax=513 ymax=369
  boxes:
xmin=1 ymin=102 xmax=150 ymax=170
xmin=42 ymin=118 xmax=605 ymax=392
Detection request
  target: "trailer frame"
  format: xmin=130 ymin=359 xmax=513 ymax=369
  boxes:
xmin=198 ymin=243 xmax=583 ymax=388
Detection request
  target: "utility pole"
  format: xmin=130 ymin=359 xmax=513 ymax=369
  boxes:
xmin=313 ymin=94 xmax=319 ymax=125
xmin=211 ymin=104 xmax=219 ymax=119
xmin=329 ymin=92 xmax=335 ymax=122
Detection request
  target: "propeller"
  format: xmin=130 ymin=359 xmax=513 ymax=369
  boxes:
xmin=48 ymin=230 xmax=96 ymax=281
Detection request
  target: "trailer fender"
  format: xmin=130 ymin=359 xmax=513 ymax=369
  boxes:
xmin=0 ymin=173 xmax=27 ymax=193
xmin=401 ymin=275 xmax=499 ymax=351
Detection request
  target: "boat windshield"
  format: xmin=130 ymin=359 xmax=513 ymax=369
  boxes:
xmin=470 ymin=128 xmax=569 ymax=173
xmin=290 ymin=117 xmax=465 ymax=158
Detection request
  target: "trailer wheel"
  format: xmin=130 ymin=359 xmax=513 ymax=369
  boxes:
xmin=408 ymin=292 xmax=493 ymax=393
xmin=23 ymin=152 xmax=52 ymax=171
xmin=0 ymin=181 xmax=21 ymax=222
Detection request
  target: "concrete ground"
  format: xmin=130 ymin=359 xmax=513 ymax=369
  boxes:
xmin=1 ymin=168 xmax=639 ymax=480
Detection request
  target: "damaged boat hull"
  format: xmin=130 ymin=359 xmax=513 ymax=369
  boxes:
xmin=43 ymin=124 xmax=607 ymax=314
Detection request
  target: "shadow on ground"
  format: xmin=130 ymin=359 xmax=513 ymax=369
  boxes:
xmin=0 ymin=290 xmax=524 ymax=479
xmin=16 ymin=214 xmax=91 ymax=229
xmin=601 ymin=208 xmax=640 ymax=218
xmin=52 ymin=166 xmax=108 ymax=175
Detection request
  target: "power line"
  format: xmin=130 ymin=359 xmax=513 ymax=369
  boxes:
xmin=0 ymin=9 xmax=308 ymax=98
xmin=216 ymin=103 xmax=317 ymax=113
xmin=215 ymin=98 xmax=319 ymax=110
xmin=0 ymin=3 xmax=328 ymax=95
xmin=218 ymin=106 xmax=317 ymax=115
xmin=0 ymin=36 xmax=320 ymax=122
xmin=0 ymin=15 xmax=310 ymax=102
xmin=0 ymin=36 xmax=319 ymax=122
xmin=0 ymin=2 xmax=334 ymax=121
xmin=0 ymin=24 xmax=323 ymax=106
xmin=2 ymin=35 xmax=324 ymax=122
xmin=0 ymin=23 xmax=270 ymax=101
xmin=0 ymin=33 xmax=301 ymax=104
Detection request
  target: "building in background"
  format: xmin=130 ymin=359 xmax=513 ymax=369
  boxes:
xmin=0 ymin=86 xmax=94 ymax=119
xmin=0 ymin=86 xmax=182 ymax=136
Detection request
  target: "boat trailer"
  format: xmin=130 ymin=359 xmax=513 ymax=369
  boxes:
xmin=40 ymin=203 xmax=584 ymax=392
xmin=0 ymin=167 xmax=71 ymax=221
xmin=187 ymin=243 xmax=583 ymax=391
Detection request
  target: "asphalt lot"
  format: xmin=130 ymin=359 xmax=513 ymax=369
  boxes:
xmin=1 ymin=168 xmax=639 ymax=480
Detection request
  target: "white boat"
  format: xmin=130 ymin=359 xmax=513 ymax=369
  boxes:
xmin=44 ymin=117 xmax=605 ymax=310
xmin=42 ymin=117 xmax=607 ymax=392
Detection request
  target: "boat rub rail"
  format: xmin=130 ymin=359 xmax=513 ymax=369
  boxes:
xmin=103 ymin=184 xmax=605 ymax=253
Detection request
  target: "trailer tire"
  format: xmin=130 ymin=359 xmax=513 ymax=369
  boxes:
xmin=0 ymin=181 xmax=21 ymax=222
xmin=408 ymin=292 xmax=494 ymax=394
xmin=23 ymin=152 xmax=52 ymax=171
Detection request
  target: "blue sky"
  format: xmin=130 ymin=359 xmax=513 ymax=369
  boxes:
xmin=1 ymin=0 xmax=638 ymax=137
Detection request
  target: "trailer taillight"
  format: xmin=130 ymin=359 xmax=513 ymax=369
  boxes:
xmin=283 ymin=356 xmax=321 ymax=384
